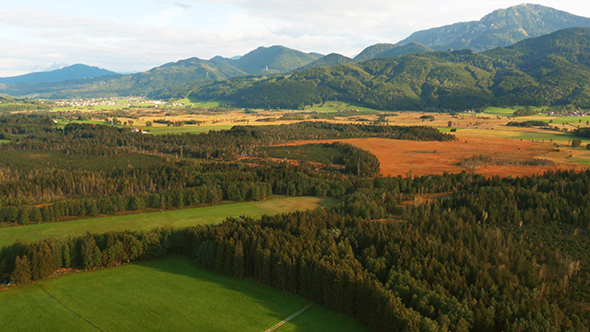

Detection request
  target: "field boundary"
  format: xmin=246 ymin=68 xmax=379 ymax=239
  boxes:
xmin=263 ymin=303 xmax=313 ymax=332
xmin=40 ymin=285 xmax=105 ymax=332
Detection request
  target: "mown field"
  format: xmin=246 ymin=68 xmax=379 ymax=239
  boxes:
xmin=147 ymin=124 xmax=235 ymax=135
xmin=0 ymin=256 xmax=367 ymax=332
xmin=303 ymin=101 xmax=383 ymax=113
xmin=483 ymin=106 xmax=517 ymax=116
xmin=0 ymin=197 xmax=333 ymax=247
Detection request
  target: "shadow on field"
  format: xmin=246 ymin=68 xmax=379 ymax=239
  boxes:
xmin=142 ymin=256 xmax=364 ymax=332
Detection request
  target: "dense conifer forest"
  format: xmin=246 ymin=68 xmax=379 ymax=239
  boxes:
xmin=0 ymin=115 xmax=449 ymax=224
xmin=3 ymin=170 xmax=590 ymax=331
xmin=1 ymin=113 xmax=590 ymax=331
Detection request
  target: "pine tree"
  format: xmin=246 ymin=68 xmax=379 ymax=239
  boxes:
xmin=18 ymin=206 xmax=30 ymax=225
xmin=233 ymin=241 xmax=245 ymax=278
xmin=12 ymin=255 xmax=32 ymax=285
xmin=30 ymin=207 xmax=42 ymax=223
xmin=63 ymin=244 xmax=71 ymax=268
xmin=82 ymin=238 xmax=95 ymax=270
xmin=93 ymin=245 xmax=103 ymax=268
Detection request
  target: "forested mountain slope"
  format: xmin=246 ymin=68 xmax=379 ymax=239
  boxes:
xmin=295 ymin=53 xmax=354 ymax=71
xmin=353 ymin=43 xmax=434 ymax=61
xmin=171 ymin=28 xmax=590 ymax=110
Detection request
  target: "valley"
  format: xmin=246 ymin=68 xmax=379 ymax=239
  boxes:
xmin=3 ymin=3 xmax=590 ymax=331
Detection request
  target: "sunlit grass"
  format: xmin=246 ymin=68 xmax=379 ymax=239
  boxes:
xmin=0 ymin=256 xmax=366 ymax=332
xmin=0 ymin=197 xmax=334 ymax=247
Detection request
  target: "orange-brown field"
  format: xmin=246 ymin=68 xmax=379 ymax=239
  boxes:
xmin=283 ymin=134 xmax=585 ymax=178
xmin=63 ymin=106 xmax=590 ymax=176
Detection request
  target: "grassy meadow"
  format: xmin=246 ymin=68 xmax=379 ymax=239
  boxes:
xmin=0 ymin=197 xmax=334 ymax=247
xmin=147 ymin=124 xmax=235 ymax=135
xmin=182 ymin=97 xmax=225 ymax=107
xmin=303 ymin=101 xmax=382 ymax=113
xmin=482 ymin=106 xmax=547 ymax=117
xmin=0 ymin=256 xmax=367 ymax=332
xmin=545 ymin=115 xmax=590 ymax=125
xmin=483 ymin=106 xmax=516 ymax=117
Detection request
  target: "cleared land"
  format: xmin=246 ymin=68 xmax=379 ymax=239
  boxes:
xmin=0 ymin=197 xmax=333 ymax=247
xmin=282 ymin=136 xmax=582 ymax=178
xmin=0 ymin=256 xmax=366 ymax=332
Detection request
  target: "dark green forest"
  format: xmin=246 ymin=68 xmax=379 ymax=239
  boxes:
xmin=3 ymin=169 xmax=590 ymax=331
xmin=0 ymin=115 xmax=449 ymax=225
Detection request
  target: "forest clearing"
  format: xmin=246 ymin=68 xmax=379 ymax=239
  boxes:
xmin=0 ymin=197 xmax=331 ymax=247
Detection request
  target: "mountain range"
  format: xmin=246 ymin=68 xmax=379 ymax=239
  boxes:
xmin=397 ymin=3 xmax=590 ymax=52
xmin=0 ymin=64 xmax=118 ymax=84
xmin=176 ymin=27 xmax=590 ymax=110
xmin=1 ymin=3 xmax=590 ymax=101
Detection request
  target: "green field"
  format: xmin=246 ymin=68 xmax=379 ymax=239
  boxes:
xmin=517 ymin=130 xmax=589 ymax=142
xmin=0 ymin=197 xmax=333 ymax=247
xmin=545 ymin=115 xmax=590 ymax=125
xmin=483 ymin=106 xmax=516 ymax=116
xmin=303 ymin=101 xmax=382 ymax=113
xmin=483 ymin=106 xmax=548 ymax=117
xmin=147 ymin=124 xmax=235 ymax=135
xmin=182 ymin=98 xmax=225 ymax=108
xmin=0 ymin=256 xmax=366 ymax=332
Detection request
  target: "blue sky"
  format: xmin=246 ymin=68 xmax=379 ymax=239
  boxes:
xmin=1 ymin=0 xmax=590 ymax=76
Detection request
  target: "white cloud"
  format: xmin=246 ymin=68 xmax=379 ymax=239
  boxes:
xmin=1 ymin=0 xmax=590 ymax=76
xmin=174 ymin=2 xmax=192 ymax=10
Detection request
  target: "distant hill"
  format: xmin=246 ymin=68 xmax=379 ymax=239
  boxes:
xmin=295 ymin=53 xmax=353 ymax=71
xmin=397 ymin=3 xmax=590 ymax=52
xmin=232 ymin=46 xmax=323 ymax=75
xmin=0 ymin=45 xmax=323 ymax=98
xmin=354 ymin=43 xmax=434 ymax=61
xmin=129 ymin=57 xmax=247 ymax=93
xmin=178 ymin=28 xmax=590 ymax=110
xmin=0 ymin=64 xmax=118 ymax=84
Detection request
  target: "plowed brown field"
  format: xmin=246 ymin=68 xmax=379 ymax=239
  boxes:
xmin=282 ymin=135 xmax=583 ymax=177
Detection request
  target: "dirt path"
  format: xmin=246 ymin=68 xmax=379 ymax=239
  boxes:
xmin=263 ymin=303 xmax=313 ymax=332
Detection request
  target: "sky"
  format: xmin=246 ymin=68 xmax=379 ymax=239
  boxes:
xmin=1 ymin=0 xmax=590 ymax=77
